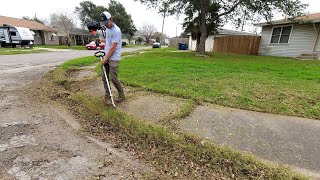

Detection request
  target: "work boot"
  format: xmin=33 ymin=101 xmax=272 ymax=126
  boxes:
xmin=103 ymin=95 xmax=112 ymax=106
xmin=115 ymin=93 xmax=125 ymax=103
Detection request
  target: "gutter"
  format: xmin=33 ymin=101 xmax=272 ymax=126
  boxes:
xmin=255 ymin=19 xmax=320 ymax=27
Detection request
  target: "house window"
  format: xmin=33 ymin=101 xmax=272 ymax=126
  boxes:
xmin=270 ymin=26 xmax=292 ymax=44
xmin=50 ymin=33 xmax=57 ymax=41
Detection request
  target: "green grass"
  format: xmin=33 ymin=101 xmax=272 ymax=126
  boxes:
xmin=120 ymin=50 xmax=320 ymax=119
xmin=36 ymin=45 xmax=86 ymax=50
xmin=0 ymin=47 xmax=47 ymax=55
xmin=123 ymin=44 xmax=147 ymax=48
xmin=60 ymin=56 xmax=99 ymax=69
xmin=161 ymin=99 xmax=197 ymax=128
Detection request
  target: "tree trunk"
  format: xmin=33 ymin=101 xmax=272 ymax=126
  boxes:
xmin=198 ymin=8 xmax=207 ymax=54
xmin=66 ymin=33 xmax=72 ymax=46
xmin=196 ymin=31 xmax=201 ymax=52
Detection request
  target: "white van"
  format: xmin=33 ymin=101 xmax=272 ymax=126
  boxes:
xmin=0 ymin=24 xmax=34 ymax=47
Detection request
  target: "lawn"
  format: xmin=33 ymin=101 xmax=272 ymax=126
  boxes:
xmin=120 ymin=50 xmax=320 ymax=119
xmin=0 ymin=47 xmax=47 ymax=55
xmin=123 ymin=44 xmax=147 ymax=48
xmin=36 ymin=45 xmax=86 ymax=50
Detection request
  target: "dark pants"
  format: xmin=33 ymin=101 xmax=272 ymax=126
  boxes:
xmin=101 ymin=60 xmax=124 ymax=97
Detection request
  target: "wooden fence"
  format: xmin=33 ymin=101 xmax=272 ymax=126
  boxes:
xmin=213 ymin=35 xmax=261 ymax=55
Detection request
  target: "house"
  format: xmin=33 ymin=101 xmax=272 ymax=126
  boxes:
xmin=121 ymin=34 xmax=130 ymax=45
xmin=55 ymin=28 xmax=91 ymax=46
xmin=0 ymin=16 xmax=59 ymax=45
xmin=188 ymin=28 xmax=253 ymax=52
xmin=255 ymin=12 xmax=320 ymax=59
xmin=163 ymin=38 xmax=170 ymax=45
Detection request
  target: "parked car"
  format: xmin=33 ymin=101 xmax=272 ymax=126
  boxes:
xmin=86 ymin=41 xmax=105 ymax=50
xmin=152 ymin=42 xmax=160 ymax=48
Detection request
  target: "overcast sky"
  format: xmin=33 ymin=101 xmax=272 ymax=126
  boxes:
xmin=0 ymin=0 xmax=319 ymax=37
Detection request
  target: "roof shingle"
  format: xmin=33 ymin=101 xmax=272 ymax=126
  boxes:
xmin=0 ymin=16 xmax=55 ymax=31
xmin=255 ymin=12 xmax=320 ymax=26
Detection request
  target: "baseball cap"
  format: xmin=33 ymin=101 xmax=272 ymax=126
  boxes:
xmin=100 ymin=11 xmax=112 ymax=26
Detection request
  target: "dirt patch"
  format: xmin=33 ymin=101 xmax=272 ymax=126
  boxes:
xmin=69 ymin=67 xmax=97 ymax=80
xmin=75 ymin=70 xmax=93 ymax=79
xmin=119 ymin=94 xmax=186 ymax=123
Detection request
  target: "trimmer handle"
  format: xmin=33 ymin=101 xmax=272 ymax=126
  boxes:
xmin=94 ymin=51 xmax=105 ymax=58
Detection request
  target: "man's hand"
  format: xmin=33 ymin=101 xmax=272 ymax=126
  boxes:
xmin=100 ymin=57 xmax=108 ymax=65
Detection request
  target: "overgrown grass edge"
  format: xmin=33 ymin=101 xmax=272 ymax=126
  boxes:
xmin=49 ymin=54 xmax=307 ymax=179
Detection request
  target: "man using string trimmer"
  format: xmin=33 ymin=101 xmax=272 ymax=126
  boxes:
xmin=97 ymin=11 xmax=125 ymax=106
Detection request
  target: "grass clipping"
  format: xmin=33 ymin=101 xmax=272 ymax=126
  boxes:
xmin=47 ymin=55 xmax=307 ymax=179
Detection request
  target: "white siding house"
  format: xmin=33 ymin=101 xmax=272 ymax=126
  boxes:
xmin=189 ymin=35 xmax=215 ymax=52
xmin=256 ymin=13 xmax=320 ymax=59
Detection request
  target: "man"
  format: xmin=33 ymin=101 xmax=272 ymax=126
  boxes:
xmin=100 ymin=11 xmax=125 ymax=105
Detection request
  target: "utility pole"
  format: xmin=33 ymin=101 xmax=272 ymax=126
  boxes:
xmin=160 ymin=11 xmax=166 ymax=47
xmin=159 ymin=2 xmax=168 ymax=48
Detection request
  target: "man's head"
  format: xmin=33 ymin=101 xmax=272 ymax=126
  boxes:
xmin=100 ymin=11 xmax=113 ymax=29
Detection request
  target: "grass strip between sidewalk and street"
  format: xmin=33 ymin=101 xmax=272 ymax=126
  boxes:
xmin=35 ymin=45 xmax=87 ymax=50
xmin=0 ymin=48 xmax=47 ymax=55
xmin=44 ymin=54 xmax=308 ymax=179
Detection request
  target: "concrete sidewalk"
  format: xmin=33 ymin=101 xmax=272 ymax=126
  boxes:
xmin=179 ymin=104 xmax=320 ymax=178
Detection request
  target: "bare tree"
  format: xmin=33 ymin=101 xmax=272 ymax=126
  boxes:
xmin=49 ymin=11 xmax=77 ymax=46
xmin=138 ymin=24 xmax=157 ymax=45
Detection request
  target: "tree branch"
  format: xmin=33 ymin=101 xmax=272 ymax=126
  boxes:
xmin=212 ymin=0 xmax=242 ymax=22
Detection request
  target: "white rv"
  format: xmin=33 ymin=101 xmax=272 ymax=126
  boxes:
xmin=0 ymin=24 xmax=34 ymax=47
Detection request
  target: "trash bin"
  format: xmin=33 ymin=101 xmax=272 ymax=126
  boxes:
xmin=180 ymin=43 xmax=187 ymax=50
xmin=178 ymin=43 xmax=182 ymax=50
